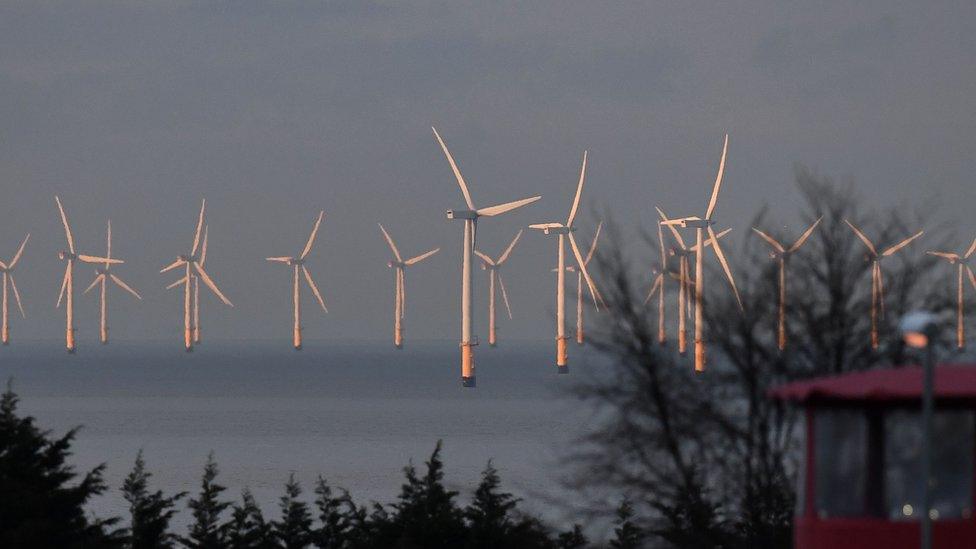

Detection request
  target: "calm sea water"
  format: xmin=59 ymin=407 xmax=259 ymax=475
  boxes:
xmin=2 ymin=339 xmax=607 ymax=529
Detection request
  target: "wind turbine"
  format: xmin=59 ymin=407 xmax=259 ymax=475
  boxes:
xmin=378 ymin=223 xmax=440 ymax=349
xmin=433 ymin=126 xmax=541 ymax=387
xmin=557 ymin=222 xmax=604 ymax=346
xmin=83 ymin=220 xmax=142 ymax=344
xmin=55 ymin=196 xmax=123 ymax=353
xmin=927 ymin=237 xmax=976 ymax=348
xmin=752 ymin=217 xmax=822 ymax=350
xmin=845 ymin=219 xmax=924 ymax=350
xmin=656 ymin=206 xmax=730 ymax=356
xmin=474 ymin=229 xmax=522 ymax=347
xmin=529 ymin=151 xmax=600 ymax=374
xmin=0 ymin=234 xmax=29 ymax=345
xmin=161 ymin=199 xmax=233 ymax=351
xmin=659 ymin=135 xmax=742 ymax=371
xmin=266 ymin=211 xmax=328 ymax=350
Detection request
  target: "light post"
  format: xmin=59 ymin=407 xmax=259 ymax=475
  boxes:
xmin=900 ymin=311 xmax=940 ymax=549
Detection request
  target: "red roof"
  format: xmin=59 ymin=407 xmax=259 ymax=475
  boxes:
xmin=769 ymin=364 xmax=976 ymax=403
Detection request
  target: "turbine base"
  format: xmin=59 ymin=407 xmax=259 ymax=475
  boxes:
xmin=67 ymin=347 xmax=76 ymax=354
xmin=294 ymin=344 xmax=303 ymax=351
xmin=461 ymin=376 xmax=476 ymax=388
xmin=557 ymin=365 xmax=569 ymax=374
xmin=395 ymin=343 xmax=403 ymax=350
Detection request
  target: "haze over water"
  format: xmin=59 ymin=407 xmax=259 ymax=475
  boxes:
xmin=3 ymin=340 xmax=606 ymax=528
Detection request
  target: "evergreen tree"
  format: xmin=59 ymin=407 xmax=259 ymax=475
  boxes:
xmin=312 ymin=476 xmax=345 ymax=548
xmin=273 ymin=474 xmax=313 ymax=549
xmin=555 ymin=524 xmax=588 ymax=548
xmin=122 ymin=450 xmax=186 ymax=549
xmin=376 ymin=440 xmax=466 ymax=548
xmin=227 ymin=488 xmax=275 ymax=549
xmin=464 ymin=461 xmax=519 ymax=548
xmin=609 ymin=500 xmax=643 ymax=549
xmin=0 ymin=382 xmax=124 ymax=548
xmin=184 ymin=452 xmax=231 ymax=549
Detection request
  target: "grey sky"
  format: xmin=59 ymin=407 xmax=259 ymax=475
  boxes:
xmin=0 ymin=1 xmax=973 ymax=343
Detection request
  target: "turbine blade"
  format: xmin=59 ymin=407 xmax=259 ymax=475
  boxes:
xmin=398 ymin=268 xmax=405 ymax=319
xmin=498 ymin=229 xmax=523 ymax=264
xmin=160 ymin=259 xmax=186 ymax=273
xmin=266 ymin=257 xmax=292 ymax=263
xmin=302 ymin=266 xmax=328 ymax=312
xmin=529 ymin=223 xmax=564 ymax=231
xmin=191 ymin=199 xmax=206 ymax=256
xmin=497 ymin=272 xmax=513 ymax=319
xmin=789 ymin=216 xmax=823 ymax=252
xmin=166 ymin=277 xmax=188 ymax=290
xmin=876 ymin=262 xmax=886 ymax=319
xmin=405 ymin=248 xmax=439 ymax=266
xmin=845 ymin=219 xmax=878 ymax=256
xmin=566 ymin=150 xmax=587 ymax=226
xmin=9 ymin=275 xmax=25 ymax=318
xmin=474 ymin=250 xmax=494 ymax=265
xmin=882 ymin=230 xmax=924 ymax=256
xmin=927 ymin=251 xmax=959 ymax=262
xmin=56 ymin=266 xmax=69 ymax=308
xmin=657 ymin=222 xmax=667 ymax=267
xmin=476 ymin=196 xmax=541 ymax=217
xmin=967 ymin=265 xmax=976 ymax=292
xmin=966 ymin=237 xmax=976 ymax=259
xmin=644 ymin=274 xmax=663 ymax=305
xmin=106 ymin=219 xmax=112 ymax=262
xmin=110 ymin=274 xmax=142 ymax=300
xmin=8 ymin=233 xmax=29 ymax=269
xmin=78 ymin=255 xmax=123 ymax=265
xmin=690 ymin=228 xmax=731 ymax=252
xmin=584 ymin=221 xmax=603 ymax=265
xmin=656 ymin=207 xmax=688 ymax=250
xmin=377 ymin=223 xmax=402 ymax=262
xmin=199 ymin=225 xmax=208 ymax=266
xmin=704 ymin=134 xmax=729 ymax=220
xmin=708 ymin=225 xmax=743 ymax=310
xmin=300 ymin=211 xmax=325 ymax=259
xmin=55 ymin=196 xmax=75 ymax=253
xmin=83 ymin=273 xmax=104 ymax=294
xmin=432 ymin=127 xmax=475 ymax=210
xmin=194 ymin=264 xmax=233 ymax=306
xmin=568 ymin=233 xmax=600 ymax=312
xmin=751 ymin=227 xmax=785 ymax=253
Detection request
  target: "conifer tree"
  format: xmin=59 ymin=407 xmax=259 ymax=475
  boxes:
xmin=464 ymin=461 xmax=518 ymax=548
xmin=556 ymin=524 xmax=588 ymax=548
xmin=609 ymin=500 xmax=643 ymax=549
xmin=184 ymin=452 xmax=231 ymax=549
xmin=227 ymin=488 xmax=275 ymax=549
xmin=312 ymin=476 xmax=346 ymax=548
xmin=273 ymin=474 xmax=313 ymax=549
xmin=121 ymin=450 xmax=186 ymax=549
xmin=0 ymin=383 xmax=124 ymax=547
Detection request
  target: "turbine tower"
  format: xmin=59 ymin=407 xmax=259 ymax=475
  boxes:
xmin=378 ymin=223 xmax=439 ymax=349
xmin=161 ymin=199 xmax=233 ymax=351
xmin=0 ymin=234 xmax=29 ymax=345
xmin=433 ymin=127 xmax=541 ymax=387
xmin=659 ymin=135 xmax=742 ymax=371
xmin=266 ymin=211 xmax=328 ymax=350
xmin=558 ymin=222 xmax=604 ymax=345
xmin=474 ymin=229 xmax=523 ymax=347
xmin=751 ymin=217 xmax=822 ymax=350
xmin=192 ymin=226 xmax=208 ymax=344
xmin=529 ymin=151 xmax=600 ymax=374
xmin=657 ymin=206 xmax=730 ymax=356
xmin=55 ymin=196 xmax=122 ymax=353
xmin=845 ymin=220 xmax=923 ymax=350
xmin=83 ymin=220 xmax=142 ymax=344
xmin=928 ymin=237 xmax=976 ymax=348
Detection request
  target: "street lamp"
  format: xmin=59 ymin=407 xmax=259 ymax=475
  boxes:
xmin=900 ymin=311 xmax=941 ymax=549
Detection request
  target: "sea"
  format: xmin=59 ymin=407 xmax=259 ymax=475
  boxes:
xmin=2 ymin=339 xmax=609 ymax=531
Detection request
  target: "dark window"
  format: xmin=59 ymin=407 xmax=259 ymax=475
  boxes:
xmin=814 ymin=409 xmax=867 ymax=517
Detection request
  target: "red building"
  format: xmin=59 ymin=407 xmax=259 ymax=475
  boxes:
xmin=770 ymin=365 xmax=976 ymax=549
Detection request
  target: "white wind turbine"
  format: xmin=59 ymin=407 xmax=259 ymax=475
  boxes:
xmin=555 ymin=222 xmax=604 ymax=346
xmin=529 ymin=151 xmax=601 ymax=374
xmin=55 ymin=196 xmax=123 ymax=353
xmin=474 ymin=229 xmax=523 ymax=347
xmin=83 ymin=220 xmax=142 ymax=344
xmin=660 ymin=135 xmax=742 ymax=371
xmin=266 ymin=211 xmax=328 ymax=350
xmin=0 ymin=234 xmax=29 ymax=345
xmin=166 ymin=225 xmax=209 ymax=344
xmin=656 ymin=206 xmax=730 ymax=356
xmin=161 ymin=199 xmax=233 ymax=351
xmin=378 ymin=223 xmax=440 ymax=349
xmin=433 ymin=126 xmax=541 ymax=387
xmin=845 ymin=220 xmax=923 ymax=350
xmin=752 ymin=217 xmax=822 ymax=350
xmin=928 ymin=237 xmax=976 ymax=348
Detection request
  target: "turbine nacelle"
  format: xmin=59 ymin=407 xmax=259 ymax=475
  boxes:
xmin=530 ymin=224 xmax=574 ymax=235
xmin=663 ymin=217 xmax=714 ymax=229
xmin=59 ymin=251 xmax=76 ymax=261
xmin=446 ymin=209 xmax=478 ymax=220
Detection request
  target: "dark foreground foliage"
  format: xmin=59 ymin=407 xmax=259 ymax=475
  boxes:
xmin=0 ymin=383 xmax=617 ymax=548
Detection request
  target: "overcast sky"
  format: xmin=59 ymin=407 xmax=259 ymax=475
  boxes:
xmin=0 ymin=1 xmax=973 ymax=345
